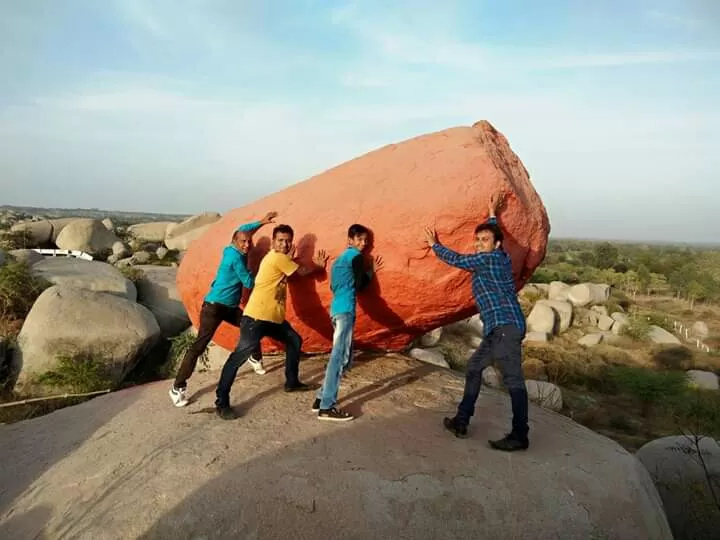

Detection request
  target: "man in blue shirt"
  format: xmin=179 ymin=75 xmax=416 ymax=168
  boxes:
xmin=424 ymin=193 xmax=529 ymax=451
xmin=311 ymin=224 xmax=382 ymax=421
xmin=169 ymin=211 xmax=278 ymax=407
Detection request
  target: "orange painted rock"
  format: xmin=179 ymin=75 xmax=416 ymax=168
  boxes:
xmin=177 ymin=121 xmax=550 ymax=352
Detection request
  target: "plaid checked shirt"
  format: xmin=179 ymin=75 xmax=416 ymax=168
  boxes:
xmin=431 ymin=222 xmax=526 ymax=337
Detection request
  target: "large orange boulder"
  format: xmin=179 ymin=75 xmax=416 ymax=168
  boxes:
xmin=177 ymin=120 xmax=550 ymax=353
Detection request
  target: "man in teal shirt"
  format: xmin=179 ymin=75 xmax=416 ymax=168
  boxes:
xmin=312 ymin=224 xmax=382 ymax=421
xmin=169 ymin=211 xmax=277 ymax=407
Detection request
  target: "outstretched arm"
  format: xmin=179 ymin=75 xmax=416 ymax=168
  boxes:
xmin=236 ymin=211 xmax=278 ymax=233
xmin=431 ymin=243 xmax=495 ymax=271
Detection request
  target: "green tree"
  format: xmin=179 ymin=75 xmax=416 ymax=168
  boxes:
xmin=637 ymin=264 xmax=651 ymax=295
xmin=593 ymin=242 xmax=619 ymax=269
xmin=687 ymin=280 xmax=705 ymax=309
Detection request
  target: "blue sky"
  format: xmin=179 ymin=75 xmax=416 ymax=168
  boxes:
xmin=1 ymin=1 xmax=718 ymax=242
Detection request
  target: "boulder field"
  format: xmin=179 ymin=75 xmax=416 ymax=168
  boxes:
xmin=0 ymin=355 xmax=670 ymax=539
xmin=177 ymin=120 xmax=550 ymax=353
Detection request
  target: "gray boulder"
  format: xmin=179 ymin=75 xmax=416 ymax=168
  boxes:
xmin=567 ymin=284 xmax=593 ymax=307
xmin=578 ymin=333 xmax=603 ymax=347
xmin=127 ymin=221 xmax=176 ymax=243
xmin=9 ymin=249 xmax=44 ymax=266
xmin=648 ymin=326 xmax=681 ymax=345
xmin=12 ymin=285 xmax=160 ymax=390
xmin=134 ymin=265 xmax=190 ymax=338
xmin=408 ymin=347 xmax=450 ymax=369
xmin=691 ymin=321 xmax=709 ymax=340
xmin=526 ymin=380 xmax=563 ymax=411
xmin=548 ymin=281 xmax=570 ymax=301
xmin=31 ymin=258 xmax=137 ymax=301
xmin=536 ymin=300 xmax=573 ymax=333
xmin=165 ymin=212 xmax=221 ymax=251
xmin=685 ymin=370 xmax=719 ymax=390
xmin=527 ymin=303 xmax=556 ymax=334
xmin=56 ymin=219 xmax=122 ymax=255
xmin=637 ymin=435 xmax=720 ymax=540
xmin=419 ymin=328 xmax=443 ymax=347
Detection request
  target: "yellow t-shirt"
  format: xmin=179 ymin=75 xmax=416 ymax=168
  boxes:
xmin=243 ymin=249 xmax=300 ymax=323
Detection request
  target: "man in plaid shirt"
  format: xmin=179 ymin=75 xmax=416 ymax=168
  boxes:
xmin=424 ymin=193 xmax=529 ymax=452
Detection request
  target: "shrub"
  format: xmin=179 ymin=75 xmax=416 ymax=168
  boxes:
xmin=168 ymin=331 xmax=207 ymax=373
xmin=644 ymin=311 xmax=673 ymax=332
xmin=36 ymin=354 xmax=113 ymax=393
xmin=611 ymin=366 xmax=688 ymax=416
xmin=0 ymin=229 xmax=35 ymax=250
xmin=0 ymin=260 xmax=51 ymax=320
xmin=652 ymin=345 xmax=695 ymax=371
xmin=610 ymin=290 xmax=632 ymax=311
xmin=621 ymin=315 xmax=651 ymax=341
xmin=670 ymin=389 xmax=720 ymax=439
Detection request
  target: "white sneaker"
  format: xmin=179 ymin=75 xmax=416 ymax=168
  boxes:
xmin=248 ymin=355 xmax=266 ymax=375
xmin=169 ymin=386 xmax=189 ymax=407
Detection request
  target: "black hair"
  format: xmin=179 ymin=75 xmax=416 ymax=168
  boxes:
xmin=347 ymin=224 xmax=369 ymax=238
xmin=272 ymin=224 xmax=294 ymax=239
xmin=474 ymin=222 xmax=504 ymax=244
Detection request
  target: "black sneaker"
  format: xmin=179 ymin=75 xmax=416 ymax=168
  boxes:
xmin=311 ymin=398 xmax=321 ymax=412
xmin=284 ymin=382 xmax=312 ymax=393
xmin=443 ymin=417 xmax=468 ymax=438
xmin=318 ymin=407 xmax=354 ymax=422
xmin=215 ymin=406 xmax=237 ymax=420
xmin=489 ymin=433 xmax=529 ymax=452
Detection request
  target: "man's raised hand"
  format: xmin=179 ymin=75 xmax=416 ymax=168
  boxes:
xmin=489 ymin=193 xmax=506 ymax=217
xmin=371 ymin=255 xmax=384 ymax=272
xmin=313 ymin=249 xmax=329 ymax=267
xmin=261 ymin=211 xmax=278 ymax=225
xmin=423 ymin=226 xmax=438 ymax=247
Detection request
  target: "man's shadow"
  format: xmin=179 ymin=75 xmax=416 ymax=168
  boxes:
xmin=288 ymin=233 xmax=333 ymax=342
xmin=354 ymin=228 xmax=418 ymax=349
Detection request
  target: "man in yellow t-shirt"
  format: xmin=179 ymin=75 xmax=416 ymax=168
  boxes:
xmin=215 ymin=224 xmax=328 ymax=419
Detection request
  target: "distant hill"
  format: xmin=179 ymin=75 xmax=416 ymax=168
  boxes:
xmin=0 ymin=205 xmax=191 ymax=224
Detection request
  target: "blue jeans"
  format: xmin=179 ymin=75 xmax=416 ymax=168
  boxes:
xmin=215 ymin=316 xmax=302 ymax=409
xmin=316 ymin=312 xmax=355 ymax=410
xmin=456 ymin=324 xmax=529 ymax=439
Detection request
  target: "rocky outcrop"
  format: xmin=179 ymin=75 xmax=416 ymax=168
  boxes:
xmin=408 ymin=347 xmax=450 ymax=368
xmin=10 ymin=220 xmax=52 ymax=245
xmin=685 ymin=370 xmax=719 ymax=390
xmin=55 ymin=219 xmax=122 ymax=255
xmin=11 ymin=285 xmax=160 ymax=390
xmin=0 ymin=355 xmax=671 ymax=539
xmin=548 ymin=281 xmax=570 ymax=301
xmin=578 ymin=333 xmax=603 ymax=347
xmin=178 ymin=120 xmax=550 ymax=352
xmin=10 ymin=218 xmax=82 ymax=245
xmin=31 ymin=258 xmax=137 ymax=301
xmin=164 ymin=212 xmax=222 ymax=251
xmin=127 ymin=221 xmax=176 ymax=243
xmin=536 ymin=299 xmax=573 ymax=333
xmin=526 ymin=380 xmax=563 ymax=411
xmin=637 ymin=435 xmax=720 ymax=540
xmin=648 ymin=326 xmax=681 ymax=345
xmin=419 ymin=328 xmax=443 ymax=347
xmin=134 ymin=265 xmax=190 ymax=337
xmin=691 ymin=321 xmax=709 ymax=340
xmin=527 ymin=303 xmax=555 ymax=334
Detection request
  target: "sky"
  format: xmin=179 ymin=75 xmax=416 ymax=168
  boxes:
xmin=1 ymin=1 xmax=718 ymax=242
